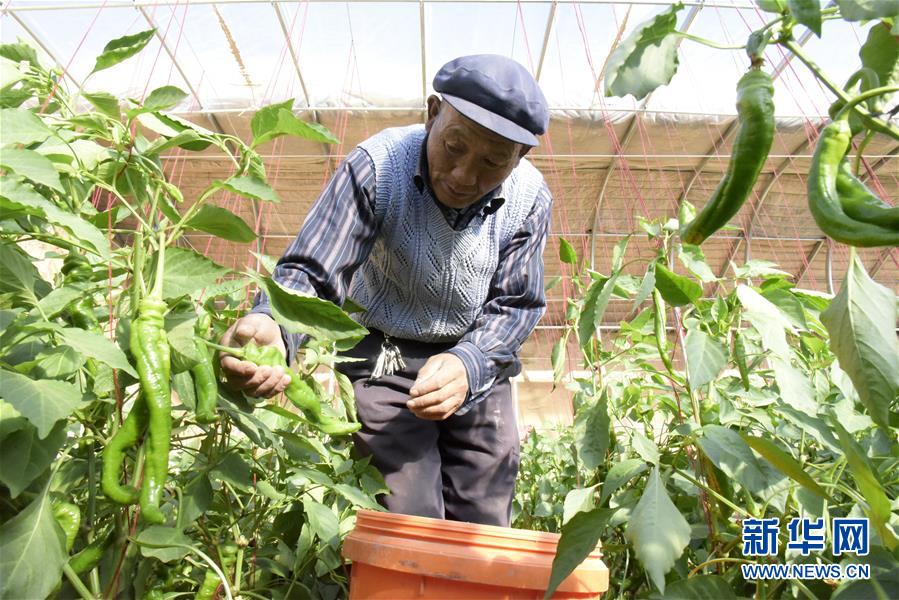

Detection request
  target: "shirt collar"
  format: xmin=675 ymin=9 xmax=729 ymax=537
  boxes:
xmin=413 ymin=135 xmax=507 ymax=216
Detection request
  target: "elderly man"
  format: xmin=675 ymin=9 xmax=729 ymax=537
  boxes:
xmin=220 ymin=54 xmax=552 ymax=526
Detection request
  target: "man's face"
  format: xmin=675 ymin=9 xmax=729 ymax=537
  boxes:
xmin=425 ymin=98 xmax=525 ymax=209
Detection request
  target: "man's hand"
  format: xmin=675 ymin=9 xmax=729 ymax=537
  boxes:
xmin=407 ymin=353 xmax=469 ymax=420
xmin=219 ymin=313 xmax=291 ymax=398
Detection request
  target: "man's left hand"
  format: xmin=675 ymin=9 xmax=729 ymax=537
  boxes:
xmin=408 ymin=353 xmax=469 ymax=420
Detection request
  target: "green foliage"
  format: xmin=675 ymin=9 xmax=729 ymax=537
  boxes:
xmin=0 ymin=35 xmax=383 ymax=599
xmin=517 ymin=218 xmax=899 ymax=598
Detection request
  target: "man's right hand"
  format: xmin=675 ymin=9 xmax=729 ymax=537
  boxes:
xmin=219 ymin=313 xmax=292 ymax=398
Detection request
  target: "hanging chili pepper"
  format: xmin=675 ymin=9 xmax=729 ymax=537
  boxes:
xmin=68 ymin=529 xmax=114 ymax=575
xmin=207 ymin=341 xmax=360 ymax=436
xmin=101 ymin=396 xmax=148 ymax=505
xmin=681 ymin=68 xmax=775 ymax=245
xmin=652 ymin=289 xmax=675 ymax=375
xmin=132 ymin=295 xmax=172 ymax=524
xmin=836 ymin=159 xmax=899 ymax=230
xmin=807 ymin=117 xmax=899 ymax=247
xmin=52 ymin=502 xmax=81 ymax=552
xmin=192 ymin=310 xmax=219 ymax=424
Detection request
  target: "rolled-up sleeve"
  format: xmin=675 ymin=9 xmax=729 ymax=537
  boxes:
xmin=447 ymin=183 xmax=553 ymax=414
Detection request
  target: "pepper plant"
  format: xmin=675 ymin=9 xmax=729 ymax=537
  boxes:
xmin=528 ymin=2 xmax=899 ymax=597
xmin=0 ymin=32 xmax=385 ymax=600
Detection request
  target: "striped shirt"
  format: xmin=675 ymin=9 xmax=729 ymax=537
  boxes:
xmin=253 ymin=136 xmax=552 ymax=410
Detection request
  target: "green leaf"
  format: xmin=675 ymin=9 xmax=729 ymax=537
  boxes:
xmin=142 ymin=85 xmax=188 ymax=112
xmin=788 ymin=0 xmax=822 ymax=36
xmin=562 ymin=485 xmax=598 ymax=525
xmin=34 ymin=345 xmax=84 ymax=379
xmin=838 ymin=0 xmax=899 ymax=21
xmin=678 ymin=245 xmax=716 ymax=283
xmin=92 ymin=29 xmax=156 ymax=74
xmin=0 ymin=422 xmax=65 ymax=497
xmin=1 ymin=176 xmax=111 ymax=258
xmin=685 ymin=329 xmax=727 ymax=388
xmin=59 ymin=327 xmax=137 ymax=377
xmin=143 ymin=129 xmax=205 ymax=155
xmin=698 ymin=425 xmax=770 ymax=495
xmin=573 ymin=391 xmax=610 ymax=471
xmin=185 ymin=204 xmax=257 ymax=243
xmin=821 ymin=253 xmax=899 ymax=432
xmin=757 ymin=0 xmax=787 ymax=12
xmin=159 ymin=247 xmax=231 ymax=300
xmin=82 ymin=91 xmax=120 ymax=118
xmin=136 ymin=526 xmax=192 ymax=562
xmin=761 ymin=287 xmax=808 ymax=330
xmin=36 ymin=285 xmax=85 ymax=319
xmin=214 ymin=175 xmax=279 ymax=203
xmin=654 ymin=264 xmax=701 ymax=307
xmin=663 ymin=575 xmax=737 ymax=599
xmin=738 ymin=286 xmax=816 ymax=413
xmin=544 ymin=507 xmax=611 ymax=599
xmin=860 ymin=22 xmax=899 ymax=114
xmin=632 ymin=431 xmax=660 ymax=466
xmin=303 ymin=499 xmax=339 ymax=546
xmin=212 ymin=454 xmax=254 ymax=491
xmin=559 ymin=237 xmax=578 ymax=265
xmin=0 ymin=485 xmax=67 ymax=600
xmin=604 ymin=3 xmax=684 ymax=100
xmin=0 ymin=148 xmax=62 ymax=192
xmin=260 ymin=277 xmax=368 ymax=350
xmin=0 ymin=56 xmax=24 ymax=89
xmin=832 ymin=420 xmax=896 ymax=550
xmin=600 ymin=459 xmax=648 ymax=506
xmin=552 ymin=336 xmax=567 ymax=385
xmin=180 ymin=475 xmax=212 ymax=530
xmin=0 ymin=108 xmax=52 ymax=147
xmin=741 ymin=434 xmax=829 ymax=499
xmin=165 ymin=313 xmax=202 ymax=373
xmin=333 ymin=483 xmax=381 ymax=510
xmin=625 ymin=466 xmax=690 ymax=593
xmin=0 ymin=242 xmax=41 ymax=307
xmin=633 ymin=266 xmax=657 ymax=313
xmin=577 ymin=275 xmax=618 ymax=350
xmin=251 ymin=101 xmax=339 ymax=147
xmin=0 ymin=370 xmax=82 ymax=438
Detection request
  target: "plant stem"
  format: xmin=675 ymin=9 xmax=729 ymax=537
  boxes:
xmin=63 ymin=563 xmax=95 ymax=600
xmin=675 ymin=31 xmax=745 ymax=50
xmin=833 ymin=86 xmax=899 ymax=122
xmin=675 ymin=467 xmax=751 ymax=518
xmin=688 ymin=556 xmax=753 ymax=577
xmin=783 ymin=39 xmax=899 ymax=141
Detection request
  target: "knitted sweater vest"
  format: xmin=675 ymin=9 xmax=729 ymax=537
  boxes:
xmin=352 ymin=124 xmax=544 ymax=342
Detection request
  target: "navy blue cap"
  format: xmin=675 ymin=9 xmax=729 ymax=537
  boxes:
xmin=433 ymin=54 xmax=549 ymax=147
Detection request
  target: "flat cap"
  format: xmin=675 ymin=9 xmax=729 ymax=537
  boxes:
xmin=433 ymin=54 xmax=549 ymax=147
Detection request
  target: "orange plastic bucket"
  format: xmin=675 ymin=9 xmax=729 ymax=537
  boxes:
xmin=342 ymin=509 xmax=608 ymax=599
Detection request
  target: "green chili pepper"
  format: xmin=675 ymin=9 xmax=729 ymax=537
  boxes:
xmin=682 ymin=68 xmax=775 ymax=245
xmin=208 ymin=341 xmax=360 ymax=436
xmin=652 ymin=289 xmax=675 ymax=375
xmin=101 ymin=396 xmax=148 ymax=505
xmin=132 ymin=296 xmax=173 ymax=525
xmin=195 ymin=541 xmax=238 ymax=599
xmin=52 ymin=502 xmax=81 ymax=553
xmin=733 ymin=331 xmax=751 ymax=392
xmin=68 ymin=529 xmax=114 ymax=575
xmin=195 ymin=570 xmax=220 ymax=600
xmin=192 ymin=311 xmax=219 ymax=424
xmin=836 ymin=160 xmax=899 ymax=230
xmin=62 ymin=253 xmax=102 ymax=380
xmin=808 ymin=118 xmax=899 ymax=247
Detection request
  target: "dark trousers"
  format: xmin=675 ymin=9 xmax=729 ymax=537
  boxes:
xmin=337 ymin=330 xmax=520 ymax=526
